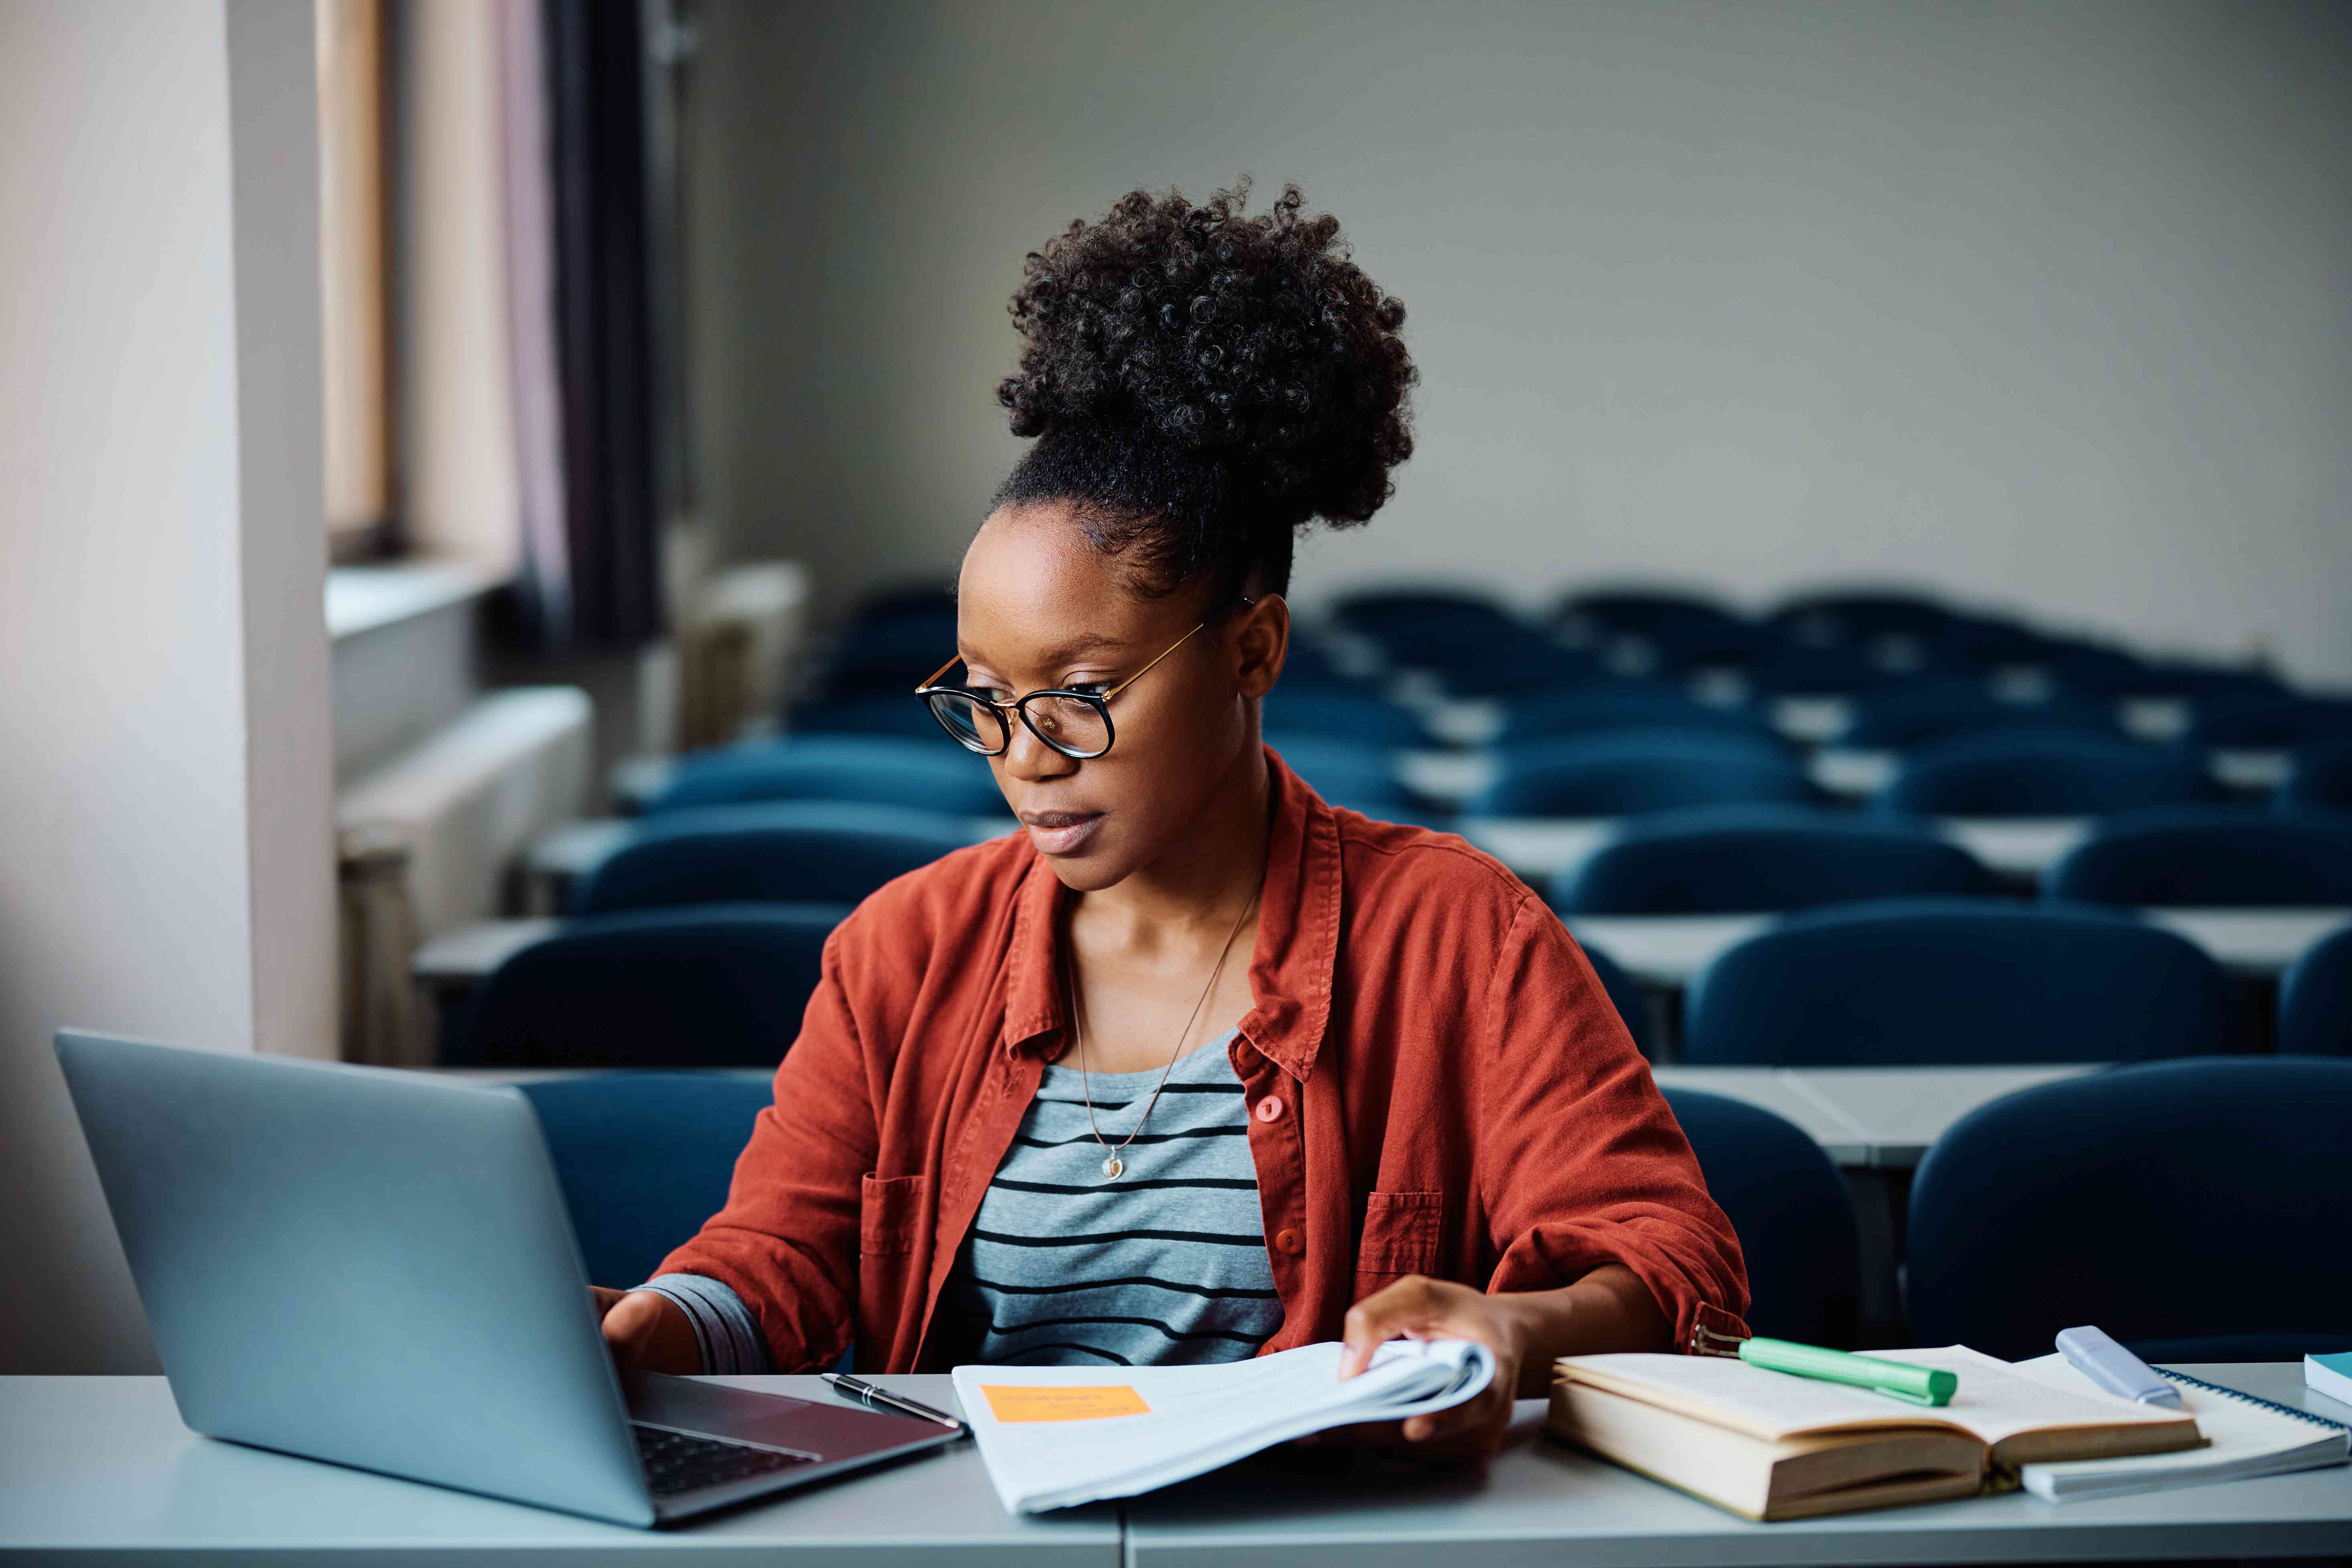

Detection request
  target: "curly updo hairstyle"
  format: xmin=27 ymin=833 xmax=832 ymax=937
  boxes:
xmin=993 ymin=179 xmax=1415 ymax=607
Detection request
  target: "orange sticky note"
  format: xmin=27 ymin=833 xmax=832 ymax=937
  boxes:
xmin=980 ymin=1384 xmax=1152 ymax=1423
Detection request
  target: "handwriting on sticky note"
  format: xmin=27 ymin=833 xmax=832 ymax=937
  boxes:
xmin=980 ymin=1384 xmax=1152 ymax=1423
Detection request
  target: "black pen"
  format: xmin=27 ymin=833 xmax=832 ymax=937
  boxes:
xmin=820 ymin=1372 xmax=968 ymax=1433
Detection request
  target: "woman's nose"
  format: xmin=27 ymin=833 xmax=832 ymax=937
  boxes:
xmin=1000 ymin=717 xmax=1079 ymax=783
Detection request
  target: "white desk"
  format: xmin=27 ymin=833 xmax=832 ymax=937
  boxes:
xmin=1936 ymin=817 xmax=2092 ymax=880
xmin=1784 ymin=1064 xmax=2104 ymax=1168
xmin=0 ymin=1374 xmax=1117 ymax=1565
xmin=1647 ymin=1065 xmax=2103 ymax=1171
xmin=1123 ymin=1364 xmax=2352 ymax=1566
xmin=1646 ymin=1067 xmax=1871 ymax=1166
xmin=1565 ymin=913 xmax=1771 ymax=987
xmin=2144 ymin=907 xmax=2349 ymax=979
xmin=1459 ymin=818 xmax=1616 ymax=881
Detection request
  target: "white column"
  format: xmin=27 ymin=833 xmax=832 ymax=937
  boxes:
xmin=0 ymin=0 xmax=337 ymax=1372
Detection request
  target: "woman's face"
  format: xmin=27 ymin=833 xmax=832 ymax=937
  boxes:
xmin=954 ymin=501 xmax=1285 ymax=891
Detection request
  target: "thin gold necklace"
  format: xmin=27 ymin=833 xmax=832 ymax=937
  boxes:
xmin=1066 ymin=888 xmax=1259 ymax=1182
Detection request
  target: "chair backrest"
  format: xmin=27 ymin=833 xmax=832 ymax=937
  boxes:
xmin=574 ymin=802 xmax=971 ymax=915
xmin=2046 ymin=807 xmax=2352 ymax=907
xmin=1658 ymin=1086 xmax=1860 ymax=1348
xmin=1473 ymin=730 xmax=1811 ymax=817
xmin=1500 ymin=685 xmax=1769 ymax=744
xmin=645 ymin=736 xmax=1006 ymax=818
xmin=1682 ymin=898 xmax=2236 ymax=1066
xmin=455 ymin=904 xmax=845 ymax=1068
xmin=1556 ymin=807 xmax=1995 ymax=915
xmin=517 ymin=1073 xmax=773 ymax=1290
xmin=1838 ymin=682 xmax=2114 ymax=750
xmin=1908 ymin=1057 xmax=2352 ymax=1360
xmin=1740 ymin=645 xmax=1892 ymax=696
xmin=2280 ymin=737 xmax=2352 ymax=816
xmin=1262 ymin=691 xmax=1431 ymax=748
xmin=2186 ymin=696 xmax=2352 ymax=753
xmin=1574 ymin=938 xmax=1652 ymax=1057
xmin=1877 ymin=729 xmax=2206 ymax=818
xmin=1265 ymin=738 xmax=1416 ymax=812
xmin=1768 ymin=590 xmax=1949 ymax=645
xmin=787 ymin=693 xmax=945 ymax=740
xmin=2278 ymin=922 xmax=2352 ymax=1056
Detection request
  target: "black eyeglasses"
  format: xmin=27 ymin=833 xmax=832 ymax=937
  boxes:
xmin=913 ymin=620 xmax=1212 ymax=760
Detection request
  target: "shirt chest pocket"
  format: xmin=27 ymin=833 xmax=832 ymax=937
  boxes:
xmin=1355 ymin=1189 xmax=1445 ymax=1279
xmin=859 ymin=1172 xmax=927 ymax=1257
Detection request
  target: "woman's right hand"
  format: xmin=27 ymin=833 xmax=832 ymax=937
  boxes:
xmin=591 ymin=1286 xmax=703 ymax=1376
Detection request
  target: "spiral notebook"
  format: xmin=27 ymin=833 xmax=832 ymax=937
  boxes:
xmin=2010 ymin=1355 xmax=2350 ymax=1501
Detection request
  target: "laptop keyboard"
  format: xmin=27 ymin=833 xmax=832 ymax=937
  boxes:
xmin=632 ymin=1423 xmax=818 ymax=1497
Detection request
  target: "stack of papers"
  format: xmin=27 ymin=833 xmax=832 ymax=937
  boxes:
xmin=2011 ymin=1355 xmax=2349 ymax=1501
xmin=952 ymin=1339 xmax=1496 ymax=1514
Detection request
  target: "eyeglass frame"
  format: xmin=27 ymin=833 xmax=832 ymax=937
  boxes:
xmin=912 ymin=600 xmax=1251 ymax=761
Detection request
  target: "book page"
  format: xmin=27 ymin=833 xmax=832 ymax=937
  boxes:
xmin=952 ymin=1339 xmax=1492 ymax=1513
xmin=1557 ymin=1346 xmax=2196 ymax=1446
xmin=2007 ymin=1353 xmax=2345 ymax=1496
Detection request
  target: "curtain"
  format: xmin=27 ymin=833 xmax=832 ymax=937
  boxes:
xmin=539 ymin=0 xmax=662 ymax=649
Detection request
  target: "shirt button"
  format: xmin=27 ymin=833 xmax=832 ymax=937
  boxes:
xmin=1254 ymin=1095 xmax=1285 ymax=1122
xmin=1275 ymin=1228 xmax=1304 ymax=1255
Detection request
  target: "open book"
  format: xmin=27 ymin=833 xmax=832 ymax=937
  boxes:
xmin=1549 ymin=1346 xmax=2202 ymax=1521
xmin=952 ymin=1339 xmax=1495 ymax=1514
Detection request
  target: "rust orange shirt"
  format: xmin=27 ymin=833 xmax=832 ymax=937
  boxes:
xmin=657 ymin=745 xmax=1751 ymax=1370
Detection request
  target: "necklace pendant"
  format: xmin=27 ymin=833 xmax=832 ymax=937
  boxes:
xmin=1100 ymin=1155 xmax=1124 ymax=1181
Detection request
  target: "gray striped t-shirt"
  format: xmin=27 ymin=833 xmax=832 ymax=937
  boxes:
xmin=944 ymin=1028 xmax=1284 ymax=1367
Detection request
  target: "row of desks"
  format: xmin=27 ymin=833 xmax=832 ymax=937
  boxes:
xmin=8 ymin=1367 xmax=2347 ymax=1563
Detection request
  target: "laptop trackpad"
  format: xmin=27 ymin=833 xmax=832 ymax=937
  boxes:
xmin=628 ymin=1372 xmax=944 ymax=1457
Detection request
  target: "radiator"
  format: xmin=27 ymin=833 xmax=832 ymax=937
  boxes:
xmin=335 ymin=685 xmax=592 ymax=1063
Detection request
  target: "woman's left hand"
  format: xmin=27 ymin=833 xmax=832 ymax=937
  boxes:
xmin=1326 ymin=1275 xmax=1535 ymax=1459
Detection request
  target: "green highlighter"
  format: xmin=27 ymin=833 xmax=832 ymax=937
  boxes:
xmin=1737 ymin=1337 xmax=1958 ymax=1407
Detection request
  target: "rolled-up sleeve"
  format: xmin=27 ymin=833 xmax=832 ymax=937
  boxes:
xmin=1475 ymin=897 xmax=1752 ymax=1352
xmin=649 ymin=923 xmax=877 ymax=1373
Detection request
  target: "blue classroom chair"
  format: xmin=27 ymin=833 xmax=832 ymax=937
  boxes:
xmin=1659 ymin=1087 xmax=1861 ymax=1348
xmin=645 ymin=736 xmax=1006 ymax=818
xmin=1576 ymin=937 xmax=1653 ymax=1057
xmin=816 ymin=609 xmax=962 ymax=697
xmin=518 ymin=1073 xmax=774 ymax=1291
xmin=453 ymin=905 xmax=845 ymax=1069
xmin=787 ymin=693 xmax=943 ymax=740
xmin=1876 ymin=729 xmax=2207 ymax=818
xmin=1908 ymin=1057 xmax=2352 ymax=1361
xmin=574 ymin=802 xmax=971 ymax=915
xmin=2045 ymin=807 xmax=2352 ymax=907
xmin=1768 ymin=590 xmax=1950 ymax=646
xmin=1266 ymin=738 xmax=1434 ymax=818
xmin=1472 ymin=730 xmax=1812 ymax=818
xmin=2186 ymin=695 xmax=2352 ymax=754
xmin=1835 ymin=681 xmax=2114 ymax=750
xmin=2280 ymin=738 xmax=2352 ymax=815
xmin=1499 ymin=685 xmax=1771 ymax=745
xmin=1682 ymin=899 xmax=2236 ymax=1066
xmin=1555 ymin=806 xmax=1995 ymax=915
xmin=2278 ymin=923 xmax=2352 ymax=1056
xmin=1740 ymin=645 xmax=1896 ymax=697
xmin=1262 ymin=691 xmax=1431 ymax=748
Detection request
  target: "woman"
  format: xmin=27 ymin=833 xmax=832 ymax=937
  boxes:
xmin=596 ymin=182 xmax=1748 ymax=1455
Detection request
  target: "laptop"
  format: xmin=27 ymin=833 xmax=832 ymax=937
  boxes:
xmin=53 ymin=1030 xmax=962 ymax=1527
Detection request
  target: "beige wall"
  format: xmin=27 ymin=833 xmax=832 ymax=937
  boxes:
xmin=682 ymin=0 xmax=2352 ymax=686
xmin=0 ymin=0 xmax=336 ymax=1373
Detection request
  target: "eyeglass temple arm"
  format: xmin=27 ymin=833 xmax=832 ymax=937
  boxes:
xmin=1101 ymin=620 xmax=1208 ymax=701
xmin=914 ymin=653 xmax=963 ymax=692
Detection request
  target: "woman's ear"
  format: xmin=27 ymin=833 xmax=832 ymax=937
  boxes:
xmin=1232 ymin=595 xmax=1290 ymax=700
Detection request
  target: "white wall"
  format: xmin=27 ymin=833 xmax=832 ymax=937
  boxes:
xmin=682 ymin=0 xmax=2352 ymax=686
xmin=0 ymin=0 xmax=336 ymax=1373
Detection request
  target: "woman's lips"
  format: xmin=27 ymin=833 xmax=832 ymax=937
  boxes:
xmin=1020 ymin=810 xmax=1104 ymax=856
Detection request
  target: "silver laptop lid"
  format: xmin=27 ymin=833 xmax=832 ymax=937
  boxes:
xmin=55 ymin=1031 xmax=657 ymax=1528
